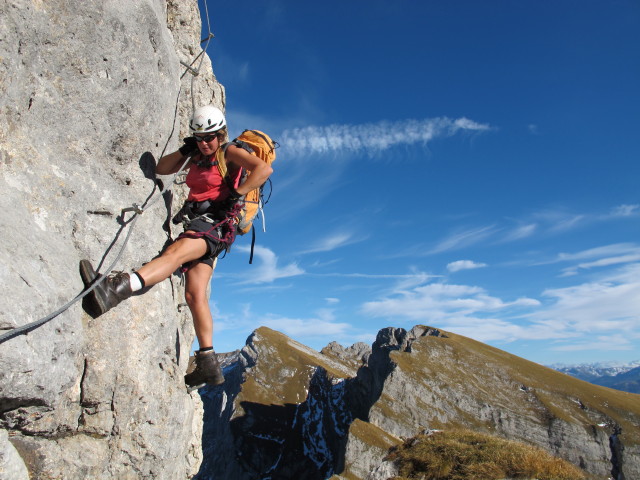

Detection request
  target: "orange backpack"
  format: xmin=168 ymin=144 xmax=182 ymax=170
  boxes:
xmin=216 ymin=130 xmax=277 ymax=262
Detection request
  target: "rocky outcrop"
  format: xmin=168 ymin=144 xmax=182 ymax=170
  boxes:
xmin=0 ymin=1 xmax=222 ymax=478
xmin=197 ymin=326 xmax=640 ymax=480
xmin=198 ymin=329 xmax=356 ymax=480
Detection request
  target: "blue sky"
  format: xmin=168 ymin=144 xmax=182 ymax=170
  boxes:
xmin=195 ymin=0 xmax=639 ymax=366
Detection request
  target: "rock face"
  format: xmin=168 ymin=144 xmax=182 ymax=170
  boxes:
xmin=196 ymin=326 xmax=640 ymax=480
xmin=0 ymin=1 xmax=222 ymax=478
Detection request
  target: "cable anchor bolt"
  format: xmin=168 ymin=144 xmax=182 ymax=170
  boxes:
xmin=200 ymin=33 xmax=214 ymax=44
xmin=180 ymin=61 xmax=200 ymax=77
xmin=121 ymin=203 xmax=144 ymax=216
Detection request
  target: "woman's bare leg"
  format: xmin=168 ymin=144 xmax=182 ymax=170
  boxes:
xmin=184 ymin=261 xmax=215 ymax=349
xmin=136 ymin=234 xmax=208 ymax=286
xmin=81 ymin=234 xmax=210 ymax=317
xmin=183 ymin=258 xmax=224 ymax=388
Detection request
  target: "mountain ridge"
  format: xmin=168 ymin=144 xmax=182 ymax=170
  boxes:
xmin=196 ymin=325 xmax=640 ymax=480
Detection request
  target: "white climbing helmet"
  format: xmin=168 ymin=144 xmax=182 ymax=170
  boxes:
xmin=189 ymin=105 xmax=226 ymax=133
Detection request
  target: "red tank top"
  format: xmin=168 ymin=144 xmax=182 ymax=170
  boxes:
xmin=185 ymin=154 xmax=242 ymax=202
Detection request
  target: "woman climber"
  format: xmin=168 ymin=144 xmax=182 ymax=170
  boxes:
xmin=81 ymin=105 xmax=273 ymax=390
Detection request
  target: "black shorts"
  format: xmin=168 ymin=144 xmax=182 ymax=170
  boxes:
xmin=181 ymin=217 xmax=233 ymax=268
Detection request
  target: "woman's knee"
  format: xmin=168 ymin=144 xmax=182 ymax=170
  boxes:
xmin=185 ymin=288 xmax=207 ymax=307
xmin=163 ymin=241 xmax=187 ymax=261
xmin=163 ymin=236 xmax=207 ymax=265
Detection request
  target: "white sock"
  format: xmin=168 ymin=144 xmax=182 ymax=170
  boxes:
xmin=129 ymin=272 xmax=143 ymax=292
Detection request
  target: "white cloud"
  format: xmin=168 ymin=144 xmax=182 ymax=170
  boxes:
xmin=610 ymin=204 xmax=639 ymax=217
xmin=551 ymin=243 xmax=640 ymax=273
xmin=234 ymin=245 xmax=304 ymax=284
xmin=452 ymin=117 xmax=491 ymax=131
xmin=261 ymin=315 xmax=351 ymax=339
xmin=404 ymin=206 xmax=639 ymax=258
xmin=531 ymin=243 xmax=640 ymax=271
xmin=390 ymin=207 xmax=637 ymax=263
xmin=534 ymin=263 xmax=640 ymax=333
xmin=430 ymin=225 xmax=497 ymax=254
xmin=361 ymin=282 xmax=540 ymax=322
xmin=502 ymin=223 xmax=537 ymax=242
xmin=312 ymin=270 xmax=438 ymax=286
xmin=560 ymin=252 xmax=640 ymax=277
xmin=549 ymin=334 xmax=635 ymax=352
xmin=279 ymin=116 xmax=491 ymax=159
xmin=325 ymin=297 xmax=340 ymax=304
xmin=529 ymin=204 xmax=638 ymax=236
xmin=213 ymin=304 xmax=353 ymax=350
xmin=447 ymin=260 xmax=488 ymax=273
xmin=556 ymin=244 xmax=635 ymax=262
xmin=356 ymin=265 xmax=640 ymax=345
xmin=433 ymin=316 xmax=551 ymax=343
xmin=548 ymin=214 xmax=586 ymax=233
xmin=299 ymin=231 xmax=364 ymax=254
xmin=390 ymin=270 xmax=435 ymax=293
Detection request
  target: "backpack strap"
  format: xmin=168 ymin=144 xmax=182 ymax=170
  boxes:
xmin=216 ymin=140 xmax=253 ymax=187
xmin=249 ymin=225 xmax=256 ymax=264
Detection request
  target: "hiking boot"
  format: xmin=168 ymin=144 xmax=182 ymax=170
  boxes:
xmin=80 ymin=259 xmax=133 ymax=316
xmin=185 ymin=349 xmax=225 ymax=390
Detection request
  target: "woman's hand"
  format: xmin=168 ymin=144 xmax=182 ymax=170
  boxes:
xmin=178 ymin=137 xmax=199 ymax=156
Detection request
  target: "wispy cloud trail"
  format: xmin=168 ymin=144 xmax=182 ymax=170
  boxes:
xmin=299 ymin=231 xmax=364 ymax=255
xmin=610 ymin=204 xmax=639 ymax=217
xmin=279 ymin=117 xmax=491 ymax=158
xmin=447 ymin=260 xmax=488 ymax=272
xmin=430 ymin=225 xmax=497 ymax=254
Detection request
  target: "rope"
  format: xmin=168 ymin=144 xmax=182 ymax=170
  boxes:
xmin=0 ymin=215 xmax=139 ymax=343
xmin=0 ymin=152 xmax=193 ymax=345
xmin=0 ymin=15 xmax=215 ymax=345
xmin=186 ymin=0 xmax=214 ymax=112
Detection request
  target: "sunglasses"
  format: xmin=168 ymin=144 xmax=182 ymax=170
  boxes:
xmin=194 ymin=134 xmax=218 ymax=143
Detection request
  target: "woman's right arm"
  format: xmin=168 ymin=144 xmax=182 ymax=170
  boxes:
xmin=156 ymin=151 xmax=191 ymax=175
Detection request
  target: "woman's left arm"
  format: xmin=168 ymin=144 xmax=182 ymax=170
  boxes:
xmin=225 ymin=144 xmax=273 ymax=195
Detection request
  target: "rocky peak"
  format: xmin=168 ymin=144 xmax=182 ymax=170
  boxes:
xmin=373 ymin=325 xmax=445 ymax=352
xmin=322 ymin=341 xmax=371 ymax=371
xmin=196 ymin=325 xmax=640 ymax=480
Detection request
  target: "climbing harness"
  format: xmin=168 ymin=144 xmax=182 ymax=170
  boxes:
xmin=178 ymin=200 xmax=244 ymax=250
xmin=0 ymin=9 xmax=216 ymax=345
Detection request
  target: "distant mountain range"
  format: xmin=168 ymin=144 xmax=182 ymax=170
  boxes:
xmin=551 ymin=361 xmax=640 ymax=393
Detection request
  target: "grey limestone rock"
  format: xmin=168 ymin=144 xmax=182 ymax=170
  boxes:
xmin=365 ymin=460 xmax=398 ymax=480
xmin=0 ymin=0 xmax=222 ymax=477
xmin=0 ymin=429 xmax=28 ymax=480
xmin=321 ymin=341 xmax=371 ymax=372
